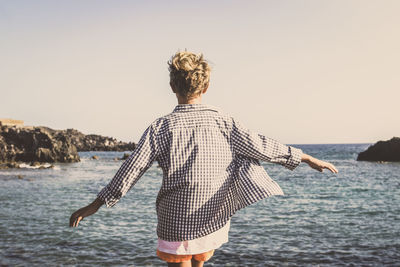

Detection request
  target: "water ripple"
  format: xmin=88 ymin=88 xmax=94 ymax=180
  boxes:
xmin=1 ymin=144 xmax=399 ymax=266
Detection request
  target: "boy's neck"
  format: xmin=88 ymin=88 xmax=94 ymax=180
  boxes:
xmin=177 ymin=94 xmax=202 ymax=105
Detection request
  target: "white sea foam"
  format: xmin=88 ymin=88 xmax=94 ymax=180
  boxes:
xmin=18 ymin=163 xmax=59 ymax=170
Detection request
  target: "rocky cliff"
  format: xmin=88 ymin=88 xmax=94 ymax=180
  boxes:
xmin=357 ymin=137 xmax=400 ymax=162
xmin=0 ymin=126 xmax=136 ymax=168
xmin=0 ymin=126 xmax=80 ymax=165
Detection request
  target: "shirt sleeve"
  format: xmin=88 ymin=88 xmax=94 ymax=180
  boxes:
xmin=97 ymin=123 xmax=158 ymax=207
xmin=231 ymin=118 xmax=303 ymax=170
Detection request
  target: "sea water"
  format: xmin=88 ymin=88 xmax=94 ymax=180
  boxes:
xmin=0 ymin=144 xmax=399 ymax=266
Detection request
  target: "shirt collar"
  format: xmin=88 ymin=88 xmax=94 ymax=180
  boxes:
xmin=172 ymin=103 xmax=220 ymax=113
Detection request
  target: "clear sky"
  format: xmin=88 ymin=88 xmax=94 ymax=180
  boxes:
xmin=1 ymin=0 xmax=399 ymax=144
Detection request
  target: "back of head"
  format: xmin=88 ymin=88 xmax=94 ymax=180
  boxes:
xmin=168 ymin=51 xmax=211 ymax=98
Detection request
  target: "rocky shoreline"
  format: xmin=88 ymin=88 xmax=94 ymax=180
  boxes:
xmin=0 ymin=126 xmax=136 ymax=169
xmin=63 ymin=128 xmax=135 ymax=152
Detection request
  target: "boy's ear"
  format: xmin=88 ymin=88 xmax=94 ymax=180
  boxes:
xmin=170 ymin=82 xmax=176 ymax=93
xmin=202 ymin=83 xmax=209 ymax=94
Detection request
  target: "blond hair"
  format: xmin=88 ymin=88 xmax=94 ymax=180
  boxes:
xmin=168 ymin=51 xmax=211 ymax=98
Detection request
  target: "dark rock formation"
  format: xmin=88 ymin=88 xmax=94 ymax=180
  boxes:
xmin=0 ymin=125 xmax=136 ymax=168
xmin=63 ymin=129 xmax=135 ymax=152
xmin=0 ymin=126 xmax=80 ymax=166
xmin=357 ymin=137 xmax=400 ymax=162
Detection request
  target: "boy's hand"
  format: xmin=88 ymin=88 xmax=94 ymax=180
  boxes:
xmin=69 ymin=197 xmax=104 ymax=227
xmin=301 ymin=153 xmax=338 ymax=173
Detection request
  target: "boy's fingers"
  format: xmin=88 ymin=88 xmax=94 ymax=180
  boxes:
xmin=69 ymin=214 xmax=76 ymax=227
xmin=75 ymin=216 xmax=83 ymax=227
xmin=327 ymin=166 xmax=334 ymax=173
xmin=327 ymin=164 xmax=338 ymax=173
xmin=309 ymin=159 xmax=338 ymax=174
xmin=73 ymin=216 xmax=82 ymax=227
xmin=330 ymin=164 xmax=338 ymax=173
xmin=69 ymin=213 xmax=83 ymax=227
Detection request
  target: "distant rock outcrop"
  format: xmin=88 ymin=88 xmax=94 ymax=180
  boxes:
xmin=63 ymin=129 xmax=135 ymax=152
xmin=0 ymin=126 xmax=136 ymax=168
xmin=357 ymin=137 xmax=400 ymax=162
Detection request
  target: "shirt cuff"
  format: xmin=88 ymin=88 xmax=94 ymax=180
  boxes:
xmin=97 ymin=186 xmax=120 ymax=208
xmin=285 ymin=146 xmax=303 ymax=171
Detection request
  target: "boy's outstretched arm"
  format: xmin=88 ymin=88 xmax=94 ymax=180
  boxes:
xmin=231 ymin=118 xmax=338 ymax=174
xmin=301 ymin=153 xmax=338 ymax=173
xmin=69 ymin=122 xmax=159 ymax=228
xmin=69 ymin=197 xmax=104 ymax=227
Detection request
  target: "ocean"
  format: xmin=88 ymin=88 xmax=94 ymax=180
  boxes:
xmin=1 ymin=144 xmax=399 ymax=266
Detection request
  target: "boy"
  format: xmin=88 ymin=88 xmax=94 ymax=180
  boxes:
xmin=70 ymin=51 xmax=338 ymax=267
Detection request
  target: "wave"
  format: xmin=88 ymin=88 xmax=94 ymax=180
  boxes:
xmin=18 ymin=163 xmax=60 ymax=170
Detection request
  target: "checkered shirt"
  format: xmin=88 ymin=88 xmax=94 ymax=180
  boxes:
xmin=97 ymin=103 xmax=303 ymax=241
